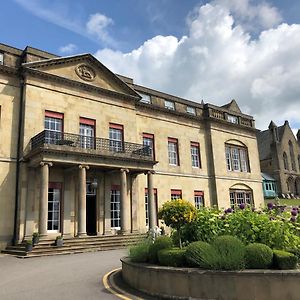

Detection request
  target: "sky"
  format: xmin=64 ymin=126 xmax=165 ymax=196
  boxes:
xmin=1 ymin=0 xmax=300 ymax=133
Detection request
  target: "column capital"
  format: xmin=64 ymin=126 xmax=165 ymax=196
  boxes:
xmin=79 ymin=164 xmax=90 ymax=170
xmin=120 ymin=168 xmax=129 ymax=173
xmin=40 ymin=161 xmax=53 ymax=167
xmin=144 ymin=170 xmax=155 ymax=175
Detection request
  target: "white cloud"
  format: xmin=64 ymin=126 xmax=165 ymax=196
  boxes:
xmin=59 ymin=43 xmax=78 ymax=55
xmin=86 ymin=13 xmax=115 ymax=46
xmin=95 ymin=2 xmax=300 ymax=131
xmin=14 ymin=0 xmax=115 ymax=47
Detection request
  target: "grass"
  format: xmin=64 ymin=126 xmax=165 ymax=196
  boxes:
xmin=265 ymin=199 xmax=300 ymax=207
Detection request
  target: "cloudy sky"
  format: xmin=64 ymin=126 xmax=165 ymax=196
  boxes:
xmin=2 ymin=0 xmax=300 ymax=133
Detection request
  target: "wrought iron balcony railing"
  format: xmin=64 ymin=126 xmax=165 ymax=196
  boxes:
xmin=30 ymin=130 xmax=154 ymax=162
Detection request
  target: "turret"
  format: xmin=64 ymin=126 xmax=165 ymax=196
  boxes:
xmin=268 ymin=121 xmax=279 ymax=143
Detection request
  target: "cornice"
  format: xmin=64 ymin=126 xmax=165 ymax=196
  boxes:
xmin=23 ymin=67 xmax=140 ymax=102
xmin=0 ymin=65 xmax=18 ymax=76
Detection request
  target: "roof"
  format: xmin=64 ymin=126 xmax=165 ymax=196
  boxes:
xmin=262 ymin=173 xmax=276 ymax=181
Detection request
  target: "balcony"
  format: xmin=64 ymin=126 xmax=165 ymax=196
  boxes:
xmin=27 ymin=130 xmax=155 ymax=164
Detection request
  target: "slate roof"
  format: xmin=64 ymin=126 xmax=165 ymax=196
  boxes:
xmin=261 ymin=172 xmax=276 ymax=181
xmin=256 ymin=124 xmax=285 ymax=160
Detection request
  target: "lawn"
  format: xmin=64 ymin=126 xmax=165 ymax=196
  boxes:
xmin=265 ymin=198 xmax=300 ymax=207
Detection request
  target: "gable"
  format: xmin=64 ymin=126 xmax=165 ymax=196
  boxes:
xmin=22 ymin=55 xmax=140 ymax=98
xmin=222 ymin=99 xmax=242 ymax=113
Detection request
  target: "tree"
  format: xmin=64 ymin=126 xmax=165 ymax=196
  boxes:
xmin=158 ymin=199 xmax=196 ymax=248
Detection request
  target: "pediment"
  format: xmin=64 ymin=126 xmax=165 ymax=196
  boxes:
xmin=22 ymin=54 xmax=140 ymax=98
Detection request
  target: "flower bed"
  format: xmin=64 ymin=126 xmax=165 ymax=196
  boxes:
xmin=122 ymin=257 xmax=300 ymax=300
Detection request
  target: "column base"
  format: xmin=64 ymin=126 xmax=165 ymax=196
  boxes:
xmin=39 ymin=234 xmax=48 ymax=240
xmin=77 ymin=232 xmax=87 ymax=237
xmin=118 ymin=229 xmax=130 ymax=235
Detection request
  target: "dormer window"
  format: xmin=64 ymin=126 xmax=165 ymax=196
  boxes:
xmin=187 ymin=106 xmax=196 ymax=115
xmin=139 ymin=93 xmax=151 ymax=104
xmin=227 ymin=114 xmax=238 ymax=124
xmin=165 ymin=100 xmax=175 ymax=110
xmin=0 ymin=53 xmax=3 ymax=65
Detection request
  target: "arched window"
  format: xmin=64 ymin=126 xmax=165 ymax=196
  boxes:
xmin=289 ymin=141 xmax=296 ymax=171
xmin=225 ymin=141 xmax=249 ymax=173
xmin=298 ymin=155 xmax=300 ymax=171
xmin=283 ymin=152 xmax=289 ymax=170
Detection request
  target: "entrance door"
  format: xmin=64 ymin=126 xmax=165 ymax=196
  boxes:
xmin=86 ymin=182 xmax=97 ymax=235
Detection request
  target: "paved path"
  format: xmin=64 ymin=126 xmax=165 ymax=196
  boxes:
xmin=0 ymin=249 xmax=127 ymax=300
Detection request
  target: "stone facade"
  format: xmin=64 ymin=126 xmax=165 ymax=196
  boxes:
xmin=0 ymin=43 xmax=264 ymax=249
xmin=257 ymin=121 xmax=300 ymax=197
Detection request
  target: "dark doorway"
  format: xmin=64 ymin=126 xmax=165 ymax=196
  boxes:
xmin=86 ymin=195 xmax=97 ymax=235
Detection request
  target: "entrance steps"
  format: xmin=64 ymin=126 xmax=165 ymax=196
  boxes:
xmin=2 ymin=233 xmax=146 ymax=258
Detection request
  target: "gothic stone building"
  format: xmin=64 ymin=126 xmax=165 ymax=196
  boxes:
xmin=0 ymin=43 xmax=264 ymax=249
xmin=257 ymin=121 xmax=300 ymax=197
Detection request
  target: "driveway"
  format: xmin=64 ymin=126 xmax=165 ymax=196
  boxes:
xmin=0 ymin=249 xmax=127 ymax=300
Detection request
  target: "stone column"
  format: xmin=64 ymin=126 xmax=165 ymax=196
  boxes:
xmin=78 ymin=165 xmax=89 ymax=237
xmin=130 ymin=174 xmax=139 ymax=233
xmin=39 ymin=162 xmax=53 ymax=237
xmin=120 ymin=169 xmax=130 ymax=234
xmin=147 ymin=171 xmax=157 ymax=230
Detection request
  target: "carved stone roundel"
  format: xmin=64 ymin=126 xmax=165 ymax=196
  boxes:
xmin=75 ymin=64 xmax=96 ymax=81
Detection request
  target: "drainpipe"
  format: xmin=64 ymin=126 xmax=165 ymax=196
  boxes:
xmin=13 ymin=72 xmax=25 ymax=245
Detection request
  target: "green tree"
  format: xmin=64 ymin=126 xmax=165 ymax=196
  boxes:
xmin=158 ymin=199 xmax=196 ymax=248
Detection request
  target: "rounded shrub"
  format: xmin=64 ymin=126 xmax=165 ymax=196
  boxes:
xmin=245 ymin=243 xmax=273 ymax=269
xmin=129 ymin=240 xmax=151 ymax=263
xmin=148 ymin=236 xmax=173 ymax=263
xmin=158 ymin=248 xmax=186 ymax=267
xmin=212 ymin=235 xmax=245 ymax=270
xmin=273 ymin=250 xmax=298 ymax=270
xmin=185 ymin=241 xmax=218 ymax=269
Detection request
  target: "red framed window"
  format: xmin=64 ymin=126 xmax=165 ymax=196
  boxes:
xmin=45 ymin=111 xmax=64 ymax=144
xmin=80 ymin=117 xmax=96 ymax=149
xmin=168 ymin=137 xmax=179 ymax=166
xmin=191 ymin=142 xmax=201 ymax=168
xmin=109 ymin=123 xmax=124 ymax=152
xmin=171 ymin=189 xmax=182 ymax=200
xmin=194 ymin=190 xmax=204 ymax=209
xmin=143 ymin=133 xmax=155 ymax=160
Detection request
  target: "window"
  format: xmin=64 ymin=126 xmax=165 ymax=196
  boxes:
xmin=283 ymin=152 xmax=289 ymax=170
xmin=227 ymin=114 xmax=239 ymax=124
xmin=171 ymin=189 xmax=182 ymax=200
xmin=164 ymin=100 xmax=175 ymax=110
xmin=298 ymin=155 xmax=300 ymax=171
xmin=109 ymin=123 xmax=123 ymax=152
xmin=145 ymin=188 xmax=158 ymax=227
xmin=194 ymin=191 xmax=204 ymax=209
xmin=225 ymin=144 xmax=249 ymax=172
xmin=143 ymin=133 xmax=155 ymax=159
xmin=187 ymin=106 xmax=196 ymax=115
xmin=230 ymin=189 xmax=253 ymax=208
xmin=79 ymin=117 xmax=95 ymax=149
xmin=0 ymin=53 xmax=3 ymax=65
xmin=48 ymin=183 xmax=62 ymax=232
xmin=111 ymin=187 xmax=121 ymax=229
xmin=139 ymin=93 xmax=151 ymax=104
xmin=191 ymin=142 xmax=201 ymax=168
xmin=289 ymin=141 xmax=296 ymax=171
xmin=168 ymin=138 xmax=179 ymax=165
xmin=44 ymin=111 xmax=63 ymax=144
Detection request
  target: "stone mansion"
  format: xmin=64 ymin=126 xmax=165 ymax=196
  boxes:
xmin=0 ymin=43 xmax=264 ymax=249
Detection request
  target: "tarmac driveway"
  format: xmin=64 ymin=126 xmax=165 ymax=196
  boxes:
xmin=0 ymin=249 xmax=126 ymax=300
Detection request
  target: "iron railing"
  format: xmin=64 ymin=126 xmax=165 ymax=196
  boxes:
xmin=30 ymin=130 xmax=154 ymax=161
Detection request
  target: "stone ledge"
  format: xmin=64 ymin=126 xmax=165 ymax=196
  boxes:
xmin=121 ymin=257 xmax=300 ymax=300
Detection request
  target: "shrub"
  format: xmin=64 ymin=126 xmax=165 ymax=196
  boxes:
xmin=129 ymin=240 xmax=151 ymax=263
xmin=245 ymin=243 xmax=273 ymax=269
xmin=273 ymin=250 xmax=298 ymax=270
xmin=158 ymin=199 xmax=196 ymax=248
xmin=212 ymin=235 xmax=245 ymax=270
xmin=148 ymin=236 xmax=173 ymax=263
xmin=158 ymin=248 xmax=186 ymax=267
xmin=185 ymin=241 xmax=218 ymax=269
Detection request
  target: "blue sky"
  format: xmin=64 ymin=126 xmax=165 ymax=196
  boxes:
xmin=1 ymin=0 xmax=300 ymax=132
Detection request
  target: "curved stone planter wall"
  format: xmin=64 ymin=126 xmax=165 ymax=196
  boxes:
xmin=121 ymin=257 xmax=300 ymax=300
